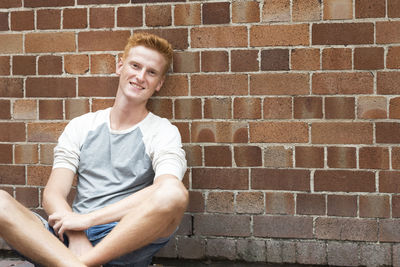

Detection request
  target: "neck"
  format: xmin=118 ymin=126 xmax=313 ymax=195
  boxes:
xmin=110 ymin=97 xmax=149 ymax=131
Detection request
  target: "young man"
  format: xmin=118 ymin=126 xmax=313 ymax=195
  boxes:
xmin=0 ymin=33 xmax=188 ymax=267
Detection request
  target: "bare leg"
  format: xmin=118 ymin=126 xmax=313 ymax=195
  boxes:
xmin=0 ymin=190 xmax=86 ymax=267
xmin=80 ymin=178 xmax=188 ymax=266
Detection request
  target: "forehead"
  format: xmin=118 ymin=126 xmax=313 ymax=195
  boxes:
xmin=125 ymin=45 xmax=166 ymax=71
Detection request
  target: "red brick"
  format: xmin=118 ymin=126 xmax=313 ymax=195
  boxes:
xmin=37 ymin=9 xmax=61 ymax=30
xmin=379 ymin=171 xmax=400 ymax=193
xmin=64 ymin=54 xmax=89 ymax=75
xmin=294 ymin=97 xmax=322 ymax=119
xmin=0 ymin=0 xmax=21 ymax=8
xmin=174 ymin=4 xmax=201 ymax=26
xmin=251 ymin=73 xmax=309 ymax=95
xmin=0 ymin=123 xmax=25 ymax=142
xmin=0 ymin=144 xmax=12 ymax=164
xmin=0 ymin=56 xmax=10 ymax=75
xmin=177 ymin=237 xmax=205 ymax=260
xmin=291 ymin=48 xmax=320 ymax=70
xmin=191 ymin=26 xmax=247 ymax=48
xmin=174 ymin=98 xmax=201 ymax=120
xmin=183 ymin=145 xmax=202 ymax=167
xmin=327 ymin=195 xmax=357 ymax=217
xmin=192 ymin=121 xmax=248 ymax=143
xmin=0 ymin=12 xmax=9 ymax=31
xmin=206 ymin=192 xmax=234 ymax=213
xmin=265 ymin=192 xmax=294 ymax=215
xmin=0 ymin=78 xmax=23 ymax=97
xmin=354 ymin=47 xmax=384 ymax=70
xmin=91 ymin=54 xmax=115 ymax=74
xmin=137 ymin=28 xmax=188 ymax=51
xmin=293 ymin=0 xmax=321 ymax=21
xmin=264 ymin=146 xmax=293 ymax=168
xmin=204 ymin=146 xmax=232 ymax=167
xmin=313 ymin=23 xmax=374 ymax=45
xmin=16 ymin=187 xmax=39 ymax=208
xmin=117 ymin=6 xmax=142 ymax=27
xmin=391 ymin=97 xmax=400 ymax=119
xmin=251 ymin=24 xmax=309 ymax=46
xmin=312 ymin=122 xmax=373 ymax=144
xmin=322 ymin=48 xmax=352 ymax=70
xmin=393 ymin=196 xmax=400 ymax=217
xmin=359 ymin=195 xmax=389 ymax=218
xmin=325 ymin=97 xmax=355 ymax=119
xmin=77 ymin=0 xmax=128 ymax=4
xmin=378 ymin=72 xmax=400 ymax=95
xmin=236 ymin=192 xmax=264 ymax=214
xmin=0 ymin=34 xmax=23 ymax=54
xmin=187 ymin=191 xmax=204 ymax=213
xmin=231 ymin=50 xmax=259 ymax=72
xmin=233 ymin=97 xmax=262 ymax=119
xmin=155 ymin=75 xmax=188 ymax=97
xmin=251 ymin=169 xmax=310 ymax=191
xmin=0 ymin=100 xmax=10 ymax=120
xmin=173 ymin=52 xmax=200 ymax=73
xmin=90 ymin=7 xmax=114 ymax=28
xmin=377 ymin=21 xmax=400 ymax=44
xmin=27 ymin=122 xmax=66 ymax=142
xmin=203 ymin=2 xmax=230 ymax=24
xmin=78 ymin=31 xmax=130 ymax=52
xmin=0 ymin=165 xmax=25 ymax=185
xmin=232 ymin=1 xmax=260 ymax=23
xmin=39 ymin=100 xmax=63 ymax=120
xmin=147 ymin=98 xmax=172 ymax=119
xmin=316 ymin=217 xmax=378 ymax=241
xmin=357 ymin=96 xmax=387 ymax=119
xmin=201 ymin=51 xmax=228 ymax=72
xmin=264 ymin=97 xmax=292 ymax=119
xmin=387 ymin=46 xmax=400 ymax=69
xmin=262 ymin=0 xmax=290 ymax=22
xmin=27 ymin=166 xmax=52 ymax=186
xmin=38 ymin=56 xmax=62 ymax=75
xmin=376 ymin=122 xmax=400 ymax=144
xmin=175 ymin=123 xmax=189 ymax=143
xmin=15 ymin=144 xmax=38 ymax=164
xmin=355 ymin=0 xmax=386 ymax=18
xmin=359 ymin=147 xmax=389 ymax=170
xmin=313 ymin=72 xmax=373 ymax=95
xmin=327 ymin=146 xmax=356 ymax=169
xmin=295 ymin=146 xmax=324 ymax=168
xmin=26 ymin=32 xmax=75 ymax=53
xmin=324 ymin=0 xmax=353 ymax=19
xmin=234 ymin=146 xmax=262 ymax=167
xmin=379 ymin=220 xmax=400 ymax=242
xmin=25 ymin=0 xmax=74 ymax=7
xmin=261 ymin=49 xmax=289 ymax=71
xmin=40 ymin=143 xmax=56 ymax=165
xmin=26 ymin=77 xmax=75 ymax=98
xmin=297 ymin=194 xmax=325 ymax=215
xmin=388 ymin=0 xmax=400 ymax=17
xmin=204 ymin=98 xmax=231 ymax=119
xmin=191 ymin=74 xmax=247 ymax=96
xmin=194 ymin=214 xmax=251 ymax=237
xmin=12 ymin=56 xmax=36 ymax=75
xmin=192 ymin=168 xmax=248 ymax=190
xmin=254 ymin=215 xmax=313 ymax=238
xmin=392 ymin=148 xmax=400 ymax=170
xmin=146 ymin=5 xmax=171 ymax=27
xmin=250 ymin=122 xmax=308 ymax=143
xmin=11 ymin=11 xmax=34 ymax=31
xmin=314 ymin=170 xmax=375 ymax=192
xmin=13 ymin=99 xmax=37 ymax=120
xmin=92 ymin=99 xmax=115 ymax=112
xmin=78 ymin=77 xmax=118 ymax=97
xmin=206 ymin=238 xmax=236 ymax=260
xmin=63 ymin=8 xmax=87 ymax=29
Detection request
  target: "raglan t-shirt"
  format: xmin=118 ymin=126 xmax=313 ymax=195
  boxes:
xmin=53 ymin=107 xmax=187 ymax=214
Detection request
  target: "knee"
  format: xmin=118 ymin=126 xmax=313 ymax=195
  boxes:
xmin=153 ymin=178 xmax=189 ymax=215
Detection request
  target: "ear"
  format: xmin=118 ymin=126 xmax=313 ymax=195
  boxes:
xmin=155 ymin=76 xmax=165 ymax=92
xmin=116 ymin=58 xmax=123 ymax=75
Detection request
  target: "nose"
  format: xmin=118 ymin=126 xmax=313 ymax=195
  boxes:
xmin=136 ymin=69 xmax=146 ymax=81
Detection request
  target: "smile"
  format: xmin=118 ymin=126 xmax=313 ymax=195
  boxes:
xmin=129 ymin=82 xmax=145 ymax=90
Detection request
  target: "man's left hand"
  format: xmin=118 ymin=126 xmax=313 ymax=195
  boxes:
xmin=48 ymin=211 xmax=93 ymax=241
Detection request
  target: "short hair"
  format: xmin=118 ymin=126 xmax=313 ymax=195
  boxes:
xmin=122 ymin=32 xmax=173 ymax=75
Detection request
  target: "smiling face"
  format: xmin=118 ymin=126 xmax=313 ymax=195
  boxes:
xmin=116 ymin=45 xmax=167 ymax=106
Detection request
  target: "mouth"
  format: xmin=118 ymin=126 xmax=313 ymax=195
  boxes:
xmin=129 ymin=81 xmax=145 ymax=90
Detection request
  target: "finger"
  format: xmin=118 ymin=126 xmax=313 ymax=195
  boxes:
xmin=58 ymin=225 xmax=65 ymax=242
xmin=48 ymin=214 xmax=61 ymax=227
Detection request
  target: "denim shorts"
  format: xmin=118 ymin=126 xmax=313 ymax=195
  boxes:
xmin=34 ymin=213 xmax=171 ymax=267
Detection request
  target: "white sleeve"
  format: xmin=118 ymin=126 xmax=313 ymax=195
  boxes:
xmin=151 ymin=121 xmax=187 ymax=181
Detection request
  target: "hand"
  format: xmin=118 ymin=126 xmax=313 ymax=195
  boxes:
xmin=48 ymin=211 xmax=92 ymax=241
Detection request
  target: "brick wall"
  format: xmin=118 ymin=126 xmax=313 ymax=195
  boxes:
xmin=1 ymin=0 xmax=400 ymax=266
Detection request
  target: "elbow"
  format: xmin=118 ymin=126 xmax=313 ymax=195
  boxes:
xmin=154 ymin=177 xmax=189 ymax=215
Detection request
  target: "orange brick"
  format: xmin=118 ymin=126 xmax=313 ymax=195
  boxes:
xmin=0 ymin=34 xmax=23 ymax=54
xmin=232 ymin=1 xmax=260 ymax=23
xmin=26 ymin=77 xmax=76 ymax=98
xmin=387 ymin=46 xmax=400 ymax=69
xmin=90 ymin=7 xmax=114 ymax=28
xmin=204 ymin=98 xmax=231 ymax=119
xmin=27 ymin=166 xmax=52 ymax=186
xmin=251 ymin=73 xmax=309 ymax=95
xmin=0 ymin=100 xmax=10 ymax=119
xmin=39 ymin=100 xmax=63 ymax=120
xmin=174 ymin=4 xmax=201 ymax=26
xmin=13 ymin=99 xmax=37 ymax=120
xmin=27 ymin=122 xmax=67 ymax=142
xmin=264 ymin=146 xmax=293 ymax=168
xmin=357 ymin=96 xmax=387 ymax=119
xmin=38 ymin=55 xmax=62 ymax=75
xmin=117 ymin=6 xmax=142 ymax=27
xmin=0 ymin=144 xmax=12 ymax=164
xmin=233 ymin=97 xmax=262 ymax=119
xmin=377 ymin=21 xmax=400 ymax=44
xmin=294 ymin=97 xmax=323 ymax=119
xmin=325 ymin=97 xmax=355 ymax=119
xmin=78 ymin=31 xmax=130 ymax=52
xmin=40 ymin=143 xmax=56 ymax=165
xmin=65 ymin=99 xmax=89 ymax=120
xmin=359 ymin=147 xmax=389 ymax=170
xmin=250 ymin=122 xmax=308 ymax=143
xmin=191 ymin=74 xmax=248 ymax=96
xmin=147 ymin=98 xmax=172 ymax=119
xmin=0 ymin=56 xmax=10 ymax=75
xmin=359 ymin=195 xmax=390 ymax=218
xmin=355 ymin=0 xmax=386 ymax=18
xmin=15 ymin=144 xmax=38 ymax=164
xmin=312 ymin=72 xmax=373 ymax=95
xmin=154 ymin=75 xmax=188 ymax=97
xmin=262 ymin=0 xmax=290 ymax=22
xmin=291 ymin=48 xmax=320 ymax=70
xmin=0 ymin=123 xmax=25 ymax=142
xmin=64 ymin=54 xmax=89 ymax=74
xmin=91 ymin=54 xmax=115 ymax=74
xmin=322 ymin=48 xmax=352 ymax=70
xmin=264 ymin=97 xmax=292 ymax=119
xmin=266 ymin=192 xmax=294 ymax=215
xmin=327 ymin=147 xmax=356 ymax=168
xmin=92 ymin=98 xmax=114 ymax=112
xmin=10 ymin=11 xmax=34 ymax=31
xmin=63 ymin=8 xmax=87 ymax=29
xmin=204 ymin=146 xmax=232 ymax=167
xmin=174 ymin=98 xmax=201 ymax=119
xmin=37 ymin=9 xmax=61 ymax=30
xmin=78 ymin=77 xmax=118 ymax=97
xmin=191 ymin=26 xmax=247 ymax=48
xmin=201 ymin=51 xmax=229 ymax=72
xmin=311 ymin=122 xmax=373 ymax=144
xmin=378 ymin=72 xmax=400 ymax=95
xmin=146 ymin=5 xmax=171 ymax=27
xmin=26 ymin=32 xmax=75 ymax=53
xmin=295 ymin=146 xmax=324 ymax=168
xmin=250 ymin=24 xmax=309 ymax=46
xmin=173 ymin=51 xmax=199 ymax=73
xmin=234 ymin=146 xmax=262 ymax=167
xmin=192 ymin=122 xmax=248 ymax=143
xmin=293 ymin=0 xmax=321 ymax=21
xmin=324 ymin=0 xmax=353 ymax=20
xmin=0 ymin=78 xmax=23 ymax=97
xmin=390 ymin=97 xmax=400 ymax=119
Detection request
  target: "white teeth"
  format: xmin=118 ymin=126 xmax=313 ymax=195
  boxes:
xmin=129 ymin=82 xmax=144 ymax=90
